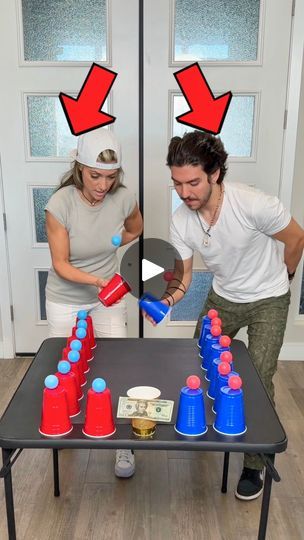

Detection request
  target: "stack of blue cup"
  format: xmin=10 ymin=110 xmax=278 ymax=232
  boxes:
xmin=213 ymin=375 xmax=246 ymax=436
xmin=197 ymin=309 xmax=219 ymax=350
xmin=199 ymin=326 xmax=221 ymax=371
xmin=205 ymin=335 xmax=231 ymax=378
xmin=207 ymin=352 xmax=235 ymax=399
xmin=175 ymin=375 xmax=207 ymax=436
xmin=198 ymin=316 xmax=211 ymax=349
xmin=213 ymin=366 xmax=239 ymax=413
xmin=206 ymin=342 xmax=231 ymax=381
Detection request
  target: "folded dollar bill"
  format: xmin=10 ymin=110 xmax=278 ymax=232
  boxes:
xmin=117 ymin=397 xmax=174 ymax=422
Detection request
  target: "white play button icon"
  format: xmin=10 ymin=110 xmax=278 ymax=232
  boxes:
xmin=142 ymin=258 xmax=164 ymax=282
xmin=120 ymin=238 xmax=185 ymax=298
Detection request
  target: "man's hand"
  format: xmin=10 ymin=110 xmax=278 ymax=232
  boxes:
xmin=141 ymin=299 xmax=170 ymax=326
xmin=272 ymin=218 xmax=304 ymax=275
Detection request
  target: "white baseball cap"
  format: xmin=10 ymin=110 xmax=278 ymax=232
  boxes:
xmin=75 ymin=128 xmax=121 ymax=170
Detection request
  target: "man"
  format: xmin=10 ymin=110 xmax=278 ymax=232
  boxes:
xmin=161 ymin=130 xmax=304 ymax=500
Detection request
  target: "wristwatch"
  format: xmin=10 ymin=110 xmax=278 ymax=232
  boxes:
xmin=288 ymin=271 xmax=295 ymax=282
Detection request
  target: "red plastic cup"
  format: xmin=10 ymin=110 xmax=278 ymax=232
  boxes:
xmin=39 ymin=379 xmax=72 ymax=437
xmin=98 ymin=273 xmax=131 ymax=307
xmin=56 ymin=370 xmax=80 ymax=417
xmin=68 ymin=331 xmax=93 ymax=362
xmin=62 ymin=347 xmax=70 ymax=360
xmin=83 ymin=382 xmax=116 ymax=438
xmin=68 ymin=360 xmax=84 ymax=400
xmin=76 ymin=315 xmax=96 ymax=349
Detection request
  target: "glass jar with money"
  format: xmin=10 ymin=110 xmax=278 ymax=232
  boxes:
xmin=126 ymin=386 xmax=161 ymax=437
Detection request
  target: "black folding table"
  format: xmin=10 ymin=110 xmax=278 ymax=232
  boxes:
xmin=0 ymin=338 xmax=287 ymax=540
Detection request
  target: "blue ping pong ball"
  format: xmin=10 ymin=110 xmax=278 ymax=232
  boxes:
xmin=68 ymin=350 xmax=80 ymax=362
xmin=76 ymin=327 xmax=87 ymax=339
xmin=92 ymin=378 xmax=106 ymax=392
xmin=77 ymin=319 xmax=88 ymax=329
xmin=77 ymin=310 xmax=87 ymax=319
xmin=70 ymin=339 xmax=82 ymax=351
xmin=45 ymin=375 xmax=58 ymax=389
xmin=58 ymin=360 xmax=71 ymax=374
xmin=111 ymin=235 xmax=121 ymax=247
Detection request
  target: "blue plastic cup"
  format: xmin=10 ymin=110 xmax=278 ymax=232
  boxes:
xmin=201 ymin=334 xmax=221 ymax=373
xmin=197 ymin=316 xmax=211 ymax=349
xmin=207 ymin=348 xmax=234 ymax=382
xmin=205 ymin=343 xmax=231 ymax=377
xmin=175 ymin=386 xmax=208 ymax=436
xmin=207 ymin=357 xmax=221 ymax=399
xmin=213 ymin=370 xmax=239 ymax=413
xmin=138 ymin=293 xmax=170 ymax=324
xmin=213 ymin=385 xmax=246 ymax=436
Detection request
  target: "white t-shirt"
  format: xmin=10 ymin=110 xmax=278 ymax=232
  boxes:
xmin=170 ymin=182 xmax=291 ymax=303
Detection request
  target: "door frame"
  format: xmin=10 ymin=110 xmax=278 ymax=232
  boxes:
xmin=0 ymin=1 xmax=303 ymax=358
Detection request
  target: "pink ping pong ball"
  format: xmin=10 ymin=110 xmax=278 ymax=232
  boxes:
xmin=211 ymin=317 xmax=222 ymax=327
xmin=208 ymin=309 xmax=218 ymax=319
xmin=186 ymin=375 xmax=201 ymax=389
xmin=164 ymin=270 xmax=174 ymax=282
xmin=219 ymin=335 xmax=231 ymax=347
xmin=220 ymin=351 xmax=233 ymax=363
xmin=218 ymin=362 xmax=231 ymax=375
xmin=229 ymin=375 xmax=242 ymax=390
xmin=210 ymin=325 xmax=221 ymax=337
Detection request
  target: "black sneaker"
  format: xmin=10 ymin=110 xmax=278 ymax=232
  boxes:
xmin=235 ymin=467 xmax=264 ymax=500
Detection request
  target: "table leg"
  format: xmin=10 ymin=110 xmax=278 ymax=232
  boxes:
xmin=2 ymin=449 xmax=17 ymax=540
xmin=258 ymin=454 xmax=274 ymax=540
xmin=52 ymin=449 xmax=60 ymax=497
xmin=221 ymin=452 xmax=230 ymax=493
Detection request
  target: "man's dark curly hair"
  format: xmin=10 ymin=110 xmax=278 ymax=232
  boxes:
xmin=166 ymin=130 xmax=228 ymax=184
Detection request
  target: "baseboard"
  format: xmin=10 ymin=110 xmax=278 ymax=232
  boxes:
xmin=279 ymin=343 xmax=304 ymax=361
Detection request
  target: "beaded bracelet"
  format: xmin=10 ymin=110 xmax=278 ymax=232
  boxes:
xmin=169 ymin=278 xmax=186 ymax=292
xmin=166 ymin=286 xmax=186 ymax=295
xmin=161 ymin=291 xmax=175 ymax=305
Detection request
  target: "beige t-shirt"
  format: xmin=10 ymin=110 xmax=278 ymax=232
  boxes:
xmin=45 ymin=185 xmax=136 ymax=304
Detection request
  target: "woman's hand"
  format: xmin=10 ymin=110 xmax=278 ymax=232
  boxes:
xmin=95 ymin=277 xmax=110 ymax=289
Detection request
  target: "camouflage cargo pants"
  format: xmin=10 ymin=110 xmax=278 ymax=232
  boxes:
xmin=194 ymin=287 xmax=291 ymax=471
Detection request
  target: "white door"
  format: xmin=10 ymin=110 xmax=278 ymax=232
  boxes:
xmin=0 ymin=0 xmax=139 ymax=353
xmin=143 ymin=0 xmax=294 ymax=337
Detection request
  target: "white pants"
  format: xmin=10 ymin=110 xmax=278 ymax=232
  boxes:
xmin=46 ymin=299 xmax=127 ymax=338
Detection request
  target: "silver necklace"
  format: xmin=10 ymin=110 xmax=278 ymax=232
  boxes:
xmin=80 ymin=190 xmax=98 ymax=206
xmin=196 ymin=185 xmax=223 ymax=247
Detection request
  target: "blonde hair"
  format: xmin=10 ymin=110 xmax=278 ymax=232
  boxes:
xmin=57 ymin=149 xmax=124 ymax=192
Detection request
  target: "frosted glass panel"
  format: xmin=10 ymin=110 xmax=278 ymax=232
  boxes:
xmin=174 ymin=0 xmax=260 ymax=62
xmin=27 ymin=96 xmax=108 ymax=158
xmin=27 ymin=96 xmax=78 ymax=157
xmin=171 ymin=271 xmax=213 ymax=321
xmin=32 ymin=187 xmax=56 ymax=243
xmin=171 ymin=189 xmax=183 ymax=214
xmin=22 ymin=0 xmax=107 ymax=62
xmin=38 ymin=271 xmax=48 ymax=321
xmin=173 ymin=94 xmax=255 ymax=157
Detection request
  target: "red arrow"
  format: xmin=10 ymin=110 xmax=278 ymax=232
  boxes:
xmin=174 ymin=63 xmax=232 ymax=135
xmin=59 ymin=63 xmax=117 ymax=136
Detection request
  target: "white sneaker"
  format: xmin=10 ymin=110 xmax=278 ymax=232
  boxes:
xmin=115 ymin=449 xmax=135 ymax=478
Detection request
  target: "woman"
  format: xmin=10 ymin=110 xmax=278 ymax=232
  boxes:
xmin=45 ymin=128 xmax=143 ymax=478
